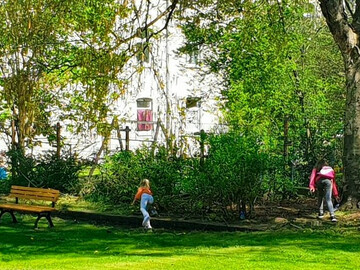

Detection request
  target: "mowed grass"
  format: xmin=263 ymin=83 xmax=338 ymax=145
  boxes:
xmin=0 ymin=215 xmax=359 ymax=270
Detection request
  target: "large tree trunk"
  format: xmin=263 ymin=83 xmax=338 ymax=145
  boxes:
xmin=320 ymin=1 xmax=360 ymax=207
xmin=342 ymin=61 xmax=360 ymax=208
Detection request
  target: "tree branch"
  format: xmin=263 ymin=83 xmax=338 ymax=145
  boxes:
xmin=345 ymin=0 xmax=354 ymax=18
xmin=352 ymin=0 xmax=360 ymax=33
xmin=319 ymin=0 xmax=357 ymax=55
xmin=112 ymin=0 xmax=179 ymax=51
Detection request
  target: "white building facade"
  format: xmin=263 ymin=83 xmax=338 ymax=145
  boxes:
xmin=0 ymin=1 xmax=226 ymax=160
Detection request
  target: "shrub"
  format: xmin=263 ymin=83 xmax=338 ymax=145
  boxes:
xmin=83 ymin=146 xmax=192 ymax=212
xmin=7 ymin=149 xmax=82 ymax=194
xmin=181 ymin=132 xmax=271 ymax=218
xmin=82 ymin=135 xmax=297 ymax=220
xmin=84 ymin=150 xmax=144 ymax=204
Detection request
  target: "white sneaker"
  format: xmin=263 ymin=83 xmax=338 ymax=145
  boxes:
xmin=142 ymin=216 xmax=150 ymax=227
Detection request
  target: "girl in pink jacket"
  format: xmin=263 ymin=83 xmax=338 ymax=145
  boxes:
xmin=309 ymin=159 xmax=340 ymax=222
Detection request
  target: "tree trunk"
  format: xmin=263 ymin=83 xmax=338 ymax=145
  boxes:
xmin=342 ymin=60 xmax=360 ymax=206
xmin=283 ymin=115 xmax=289 ymax=165
xmin=320 ymin=1 xmax=360 ymax=205
xmin=88 ymin=136 xmax=107 ymax=177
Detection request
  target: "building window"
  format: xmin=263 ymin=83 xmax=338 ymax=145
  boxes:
xmin=137 ymin=98 xmax=153 ymax=131
xmin=185 ymin=96 xmax=202 ymax=132
xmin=186 ymin=96 xmax=201 ymax=108
xmin=186 ymin=48 xmax=200 ymax=65
xmin=187 ymin=51 xmax=198 ymax=64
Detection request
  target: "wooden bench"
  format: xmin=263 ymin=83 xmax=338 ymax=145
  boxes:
xmin=0 ymin=185 xmax=60 ymax=228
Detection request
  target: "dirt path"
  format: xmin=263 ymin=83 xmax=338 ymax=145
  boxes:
xmin=240 ymin=198 xmax=360 ymax=230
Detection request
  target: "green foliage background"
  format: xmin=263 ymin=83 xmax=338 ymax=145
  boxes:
xmin=5 ymin=150 xmax=82 ymax=194
xmin=0 ymin=1 xmax=348 ymax=220
xmin=179 ymin=0 xmax=345 ymax=179
xmin=78 ymin=133 xmax=295 ymax=220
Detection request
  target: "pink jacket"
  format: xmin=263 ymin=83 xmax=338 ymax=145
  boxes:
xmin=309 ymin=166 xmax=339 ymax=197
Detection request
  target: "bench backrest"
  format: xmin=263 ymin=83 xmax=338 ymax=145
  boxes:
xmin=9 ymin=185 xmax=60 ymax=207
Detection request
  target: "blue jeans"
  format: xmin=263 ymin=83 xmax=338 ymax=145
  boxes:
xmin=140 ymin=193 xmax=154 ymax=228
xmin=316 ymin=179 xmax=335 ymax=216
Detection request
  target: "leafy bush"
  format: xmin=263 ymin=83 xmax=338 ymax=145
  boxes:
xmin=262 ymin=155 xmax=300 ymax=201
xmin=83 ymin=150 xmax=144 ymax=204
xmin=8 ymin=149 xmax=82 ymax=194
xmin=180 ymin=132 xmax=271 ymax=218
xmin=82 ymin=134 xmax=298 ymax=220
xmin=0 ymin=178 xmax=11 ymax=194
xmin=82 ymin=146 xmax=195 ymax=213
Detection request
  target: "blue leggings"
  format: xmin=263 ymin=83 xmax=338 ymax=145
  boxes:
xmin=140 ymin=193 xmax=154 ymax=227
xmin=316 ymin=179 xmax=335 ymax=216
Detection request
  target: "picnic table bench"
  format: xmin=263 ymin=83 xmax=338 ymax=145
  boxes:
xmin=0 ymin=185 xmax=60 ymax=228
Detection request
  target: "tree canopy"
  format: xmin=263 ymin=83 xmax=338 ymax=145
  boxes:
xmin=0 ymin=0 xmax=178 ymax=150
xmin=179 ymin=0 xmax=345 ymax=179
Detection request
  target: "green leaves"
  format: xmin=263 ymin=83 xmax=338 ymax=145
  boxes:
xmin=180 ymin=0 xmax=344 ymax=170
xmin=0 ymin=0 xmax=177 ymax=150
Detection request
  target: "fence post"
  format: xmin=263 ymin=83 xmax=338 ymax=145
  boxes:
xmin=200 ymin=129 xmax=206 ymax=166
xmin=56 ymin=122 xmax=61 ymax=158
xmin=116 ymin=127 xmax=124 ymax=151
xmin=125 ymin=126 xmax=130 ymax=151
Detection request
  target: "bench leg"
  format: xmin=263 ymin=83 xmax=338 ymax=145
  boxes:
xmin=0 ymin=209 xmax=18 ymax=223
xmin=46 ymin=212 xmax=54 ymax=228
xmin=34 ymin=212 xmax=54 ymax=229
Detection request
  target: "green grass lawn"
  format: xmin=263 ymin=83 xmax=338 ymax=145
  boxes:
xmin=0 ymin=215 xmax=359 ymax=270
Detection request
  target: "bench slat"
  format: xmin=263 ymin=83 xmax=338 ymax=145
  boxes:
xmin=0 ymin=204 xmax=56 ymax=213
xmin=10 ymin=186 xmax=60 ymax=202
xmin=9 ymin=194 xmax=59 ymax=202
xmin=11 ymin=185 xmax=60 ymax=194
xmin=10 ymin=190 xmax=59 ymax=198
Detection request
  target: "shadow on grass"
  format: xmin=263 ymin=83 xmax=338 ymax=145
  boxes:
xmin=0 ymin=214 xmax=359 ymax=262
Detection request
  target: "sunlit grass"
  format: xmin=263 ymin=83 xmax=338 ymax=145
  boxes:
xmin=56 ymin=195 xmax=136 ymax=216
xmin=78 ymin=166 xmax=101 ymax=177
xmin=0 ymin=214 xmax=359 ymax=270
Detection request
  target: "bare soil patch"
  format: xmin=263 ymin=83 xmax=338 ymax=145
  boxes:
xmin=235 ymin=197 xmax=360 ymax=230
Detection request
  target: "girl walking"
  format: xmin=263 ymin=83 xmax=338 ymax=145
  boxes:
xmin=309 ymin=159 xmax=340 ymax=222
xmin=132 ymin=179 xmax=154 ymax=229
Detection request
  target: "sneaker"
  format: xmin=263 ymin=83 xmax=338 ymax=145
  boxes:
xmin=142 ymin=216 xmax=150 ymax=227
xmin=331 ymin=216 xmax=337 ymax=222
xmin=317 ymin=213 xmax=324 ymax=219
